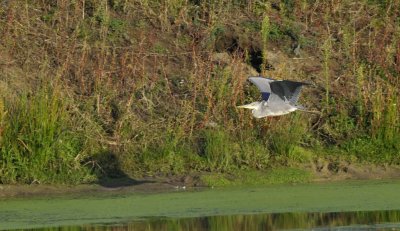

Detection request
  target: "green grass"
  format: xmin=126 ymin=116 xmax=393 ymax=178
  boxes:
xmin=201 ymin=168 xmax=312 ymax=187
xmin=340 ymin=136 xmax=400 ymax=164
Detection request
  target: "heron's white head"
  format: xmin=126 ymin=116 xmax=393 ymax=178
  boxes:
xmin=237 ymin=101 xmax=262 ymax=110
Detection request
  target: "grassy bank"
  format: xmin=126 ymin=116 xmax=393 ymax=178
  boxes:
xmin=0 ymin=1 xmax=399 ymax=184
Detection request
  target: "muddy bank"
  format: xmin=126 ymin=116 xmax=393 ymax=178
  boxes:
xmin=310 ymin=161 xmax=400 ymax=181
xmin=0 ymin=178 xmax=181 ymax=198
xmin=1 ymin=163 xmax=400 ymax=198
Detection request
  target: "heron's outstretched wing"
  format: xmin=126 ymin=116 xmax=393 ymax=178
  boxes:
xmin=270 ymin=80 xmax=309 ymax=104
xmin=288 ymin=83 xmax=304 ymax=104
xmin=248 ymin=77 xmax=274 ymax=101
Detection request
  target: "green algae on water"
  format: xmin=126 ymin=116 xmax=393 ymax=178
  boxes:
xmin=1 ymin=180 xmax=400 ymax=230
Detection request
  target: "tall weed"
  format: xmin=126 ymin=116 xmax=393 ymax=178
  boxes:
xmin=203 ymin=129 xmax=237 ymax=172
xmin=0 ymin=85 xmax=91 ymax=184
xmin=268 ymin=114 xmax=308 ymax=163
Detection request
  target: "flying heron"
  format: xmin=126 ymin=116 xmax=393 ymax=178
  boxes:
xmin=238 ymin=77 xmax=310 ymax=118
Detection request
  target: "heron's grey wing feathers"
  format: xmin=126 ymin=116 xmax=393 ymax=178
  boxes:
xmin=248 ymin=77 xmax=275 ymax=101
xmin=248 ymin=77 xmax=274 ymax=92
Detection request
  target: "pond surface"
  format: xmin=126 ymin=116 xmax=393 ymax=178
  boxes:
xmin=1 ymin=180 xmax=400 ymax=230
xmin=26 ymin=210 xmax=399 ymax=231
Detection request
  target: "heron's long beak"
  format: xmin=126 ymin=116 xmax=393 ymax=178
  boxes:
xmin=237 ymin=103 xmax=256 ymax=109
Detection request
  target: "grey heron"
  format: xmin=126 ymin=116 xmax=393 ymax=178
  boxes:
xmin=238 ymin=77 xmax=309 ymax=118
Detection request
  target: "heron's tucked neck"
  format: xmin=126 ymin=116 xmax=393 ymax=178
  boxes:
xmin=251 ymin=101 xmax=267 ymax=117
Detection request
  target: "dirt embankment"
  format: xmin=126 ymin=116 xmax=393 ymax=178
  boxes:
xmin=1 ymin=163 xmax=400 ymax=198
xmin=310 ymin=161 xmax=400 ymax=182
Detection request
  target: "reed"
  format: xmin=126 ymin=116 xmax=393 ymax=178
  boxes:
xmin=355 ymin=64 xmax=366 ymax=126
xmin=261 ymin=15 xmax=270 ymax=75
xmin=321 ymin=33 xmax=332 ymax=113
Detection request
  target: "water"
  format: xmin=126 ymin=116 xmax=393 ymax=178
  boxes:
xmin=41 ymin=211 xmax=400 ymax=231
xmin=10 ymin=210 xmax=400 ymax=230
xmin=1 ymin=180 xmax=400 ymax=230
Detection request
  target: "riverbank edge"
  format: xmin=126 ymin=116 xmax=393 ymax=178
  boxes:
xmin=1 ymin=163 xmax=399 ymax=199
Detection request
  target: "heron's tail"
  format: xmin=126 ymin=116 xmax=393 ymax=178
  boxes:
xmin=295 ymin=104 xmax=321 ymax=115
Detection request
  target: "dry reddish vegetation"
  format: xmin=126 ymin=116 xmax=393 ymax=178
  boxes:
xmin=0 ymin=1 xmax=399 ymax=184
